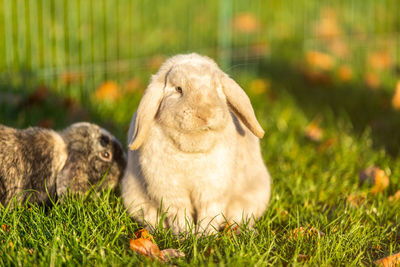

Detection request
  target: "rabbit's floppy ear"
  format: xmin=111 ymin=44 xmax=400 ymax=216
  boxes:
xmin=129 ymin=76 xmax=164 ymax=150
xmin=221 ymin=74 xmax=265 ymax=138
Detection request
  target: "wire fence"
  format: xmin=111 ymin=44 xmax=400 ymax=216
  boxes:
xmin=0 ymin=0 xmax=399 ymax=99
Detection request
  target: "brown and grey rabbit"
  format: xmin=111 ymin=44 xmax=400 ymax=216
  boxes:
xmin=0 ymin=122 xmax=127 ymax=206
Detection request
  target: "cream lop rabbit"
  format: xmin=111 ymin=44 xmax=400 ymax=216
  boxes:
xmin=122 ymin=53 xmax=271 ymax=234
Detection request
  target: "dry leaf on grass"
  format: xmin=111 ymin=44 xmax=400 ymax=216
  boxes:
xmin=388 ymin=191 xmax=400 ymax=202
xmin=222 ymin=223 xmax=241 ymax=236
xmin=297 ymin=254 xmax=311 ymax=262
xmin=249 ymin=78 xmax=270 ymax=95
xmin=288 ymin=226 xmax=325 ymax=240
xmin=317 ymin=137 xmax=337 ymax=154
xmin=392 ymin=81 xmax=400 ymax=110
xmin=305 ymin=119 xmax=324 ymax=142
xmin=375 ymin=251 xmax=400 ymax=267
xmin=328 ymin=39 xmax=349 ymax=59
xmin=305 ymin=51 xmax=335 ymax=71
xmin=94 ymin=81 xmax=121 ymax=102
xmin=347 ymin=193 xmax=368 ymax=207
xmin=1 ymin=224 xmax=10 ymax=232
xmin=364 ymin=72 xmax=380 ymax=89
xmin=146 ymin=55 xmax=167 ymax=72
xmin=313 ymin=8 xmax=341 ymax=39
xmin=232 ymin=12 xmax=259 ymax=34
xmin=124 ymin=78 xmax=142 ymax=93
xmin=359 ymin=166 xmax=390 ymax=194
xmin=129 ymin=228 xmax=185 ymax=262
xmin=36 ymin=119 xmax=54 ymax=129
xmin=60 ymin=71 xmax=84 ymax=85
xmin=337 ymin=65 xmax=353 ymax=82
xmin=135 ymin=228 xmax=153 ymax=240
xmin=368 ymin=51 xmax=392 ymax=70
xmin=130 ymin=238 xmax=162 ymax=260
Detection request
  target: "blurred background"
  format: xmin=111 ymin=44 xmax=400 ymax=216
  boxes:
xmin=0 ymin=0 xmax=399 ymax=154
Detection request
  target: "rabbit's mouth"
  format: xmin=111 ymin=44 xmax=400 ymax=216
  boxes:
xmin=159 ymin=125 xmax=220 ymax=153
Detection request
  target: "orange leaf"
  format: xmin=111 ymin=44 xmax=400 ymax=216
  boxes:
xmin=368 ymin=51 xmax=392 ymax=70
xmin=388 ymin=191 xmax=400 ymax=202
xmin=392 ymin=81 xmax=400 ymax=110
xmin=297 ymin=254 xmax=311 ymax=262
xmin=222 ymin=222 xmax=241 ymax=236
xmin=146 ymin=55 xmax=167 ymax=72
xmin=135 ymin=228 xmax=153 ymax=241
xmin=130 ymin=237 xmax=162 ymax=260
xmin=1 ymin=224 xmax=10 ymax=232
xmin=364 ymin=72 xmax=380 ymax=89
xmin=232 ymin=12 xmax=259 ymax=34
xmin=249 ymin=79 xmax=270 ymax=95
xmin=305 ymin=119 xmax=324 ymax=142
xmin=289 ymin=226 xmax=325 ymax=240
xmin=337 ymin=65 xmax=353 ymax=82
xmin=375 ymin=251 xmax=400 ymax=267
xmin=124 ymin=78 xmax=142 ymax=93
xmin=347 ymin=193 xmax=367 ymax=207
xmin=313 ymin=8 xmax=341 ymax=39
xmin=94 ymin=81 xmax=121 ymax=102
xmin=360 ymin=166 xmax=390 ymax=194
xmin=60 ymin=71 xmax=84 ymax=85
xmin=306 ymin=51 xmax=335 ymax=71
xmin=36 ymin=119 xmax=54 ymax=129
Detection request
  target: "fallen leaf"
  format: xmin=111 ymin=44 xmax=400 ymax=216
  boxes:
xmin=94 ymin=81 xmax=121 ymax=102
xmin=222 ymin=223 xmax=241 ymax=236
xmin=1 ymin=224 xmax=10 ymax=232
xmin=388 ymin=191 xmax=400 ymax=202
xmin=147 ymin=55 xmax=167 ymax=72
xmin=36 ymin=119 xmax=54 ymax=129
xmin=313 ymin=7 xmax=341 ymax=39
xmin=392 ymin=81 xmax=400 ymax=110
xmin=364 ymin=72 xmax=380 ymax=89
xmin=124 ymin=78 xmax=142 ymax=93
xmin=130 ymin=229 xmax=185 ymax=262
xmin=301 ymin=68 xmax=332 ymax=85
xmin=317 ymin=137 xmax=337 ymax=154
xmin=60 ymin=71 xmax=84 ymax=84
xmin=305 ymin=51 xmax=335 ymax=71
xmin=135 ymin=228 xmax=153 ymax=241
xmin=297 ymin=254 xmax=311 ymax=262
xmin=289 ymin=226 xmax=325 ymax=240
xmin=130 ymin=237 xmax=162 ymax=260
xmin=328 ymin=39 xmax=349 ymax=59
xmin=375 ymin=251 xmax=400 ymax=267
xmin=22 ymin=85 xmax=50 ymax=107
xmin=305 ymin=119 xmax=324 ymax=142
xmin=359 ymin=166 xmax=390 ymax=194
xmin=337 ymin=65 xmax=353 ymax=82
xmin=368 ymin=51 xmax=392 ymax=70
xmin=232 ymin=12 xmax=259 ymax=34
xmin=249 ymin=78 xmax=270 ymax=95
xmin=250 ymin=42 xmax=269 ymax=56
xmin=347 ymin=193 xmax=367 ymax=207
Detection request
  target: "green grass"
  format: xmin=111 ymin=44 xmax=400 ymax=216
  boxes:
xmin=1 ymin=70 xmax=400 ymax=265
xmin=1 ymin=0 xmax=400 ymax=265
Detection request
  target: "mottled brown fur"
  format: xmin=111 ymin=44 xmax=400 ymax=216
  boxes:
xmin=0 ymin=122 xmax=126 ymax=206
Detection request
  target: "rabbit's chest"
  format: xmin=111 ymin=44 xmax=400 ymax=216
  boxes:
xmin=141 ymin=126 xmax=236 ymax=195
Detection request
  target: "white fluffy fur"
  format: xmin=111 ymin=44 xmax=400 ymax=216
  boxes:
xmin=121 ymin=53 xmax=271 ymax=234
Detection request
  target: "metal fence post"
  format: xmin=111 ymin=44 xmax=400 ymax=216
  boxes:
xmin=218 ymin=0 xmax=232 ymax=70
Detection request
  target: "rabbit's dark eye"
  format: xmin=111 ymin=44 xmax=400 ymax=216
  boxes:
xmin=100 ymin=135 xmax=110 ymax=147
xmin=100 ymin=151 xmax=112 ymax=162
xmin=175 ymin=87 xmax=183 ymax=94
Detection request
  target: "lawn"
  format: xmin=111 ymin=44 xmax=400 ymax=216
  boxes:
xmin=1 ymin=0 xmax=400 ymax=266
